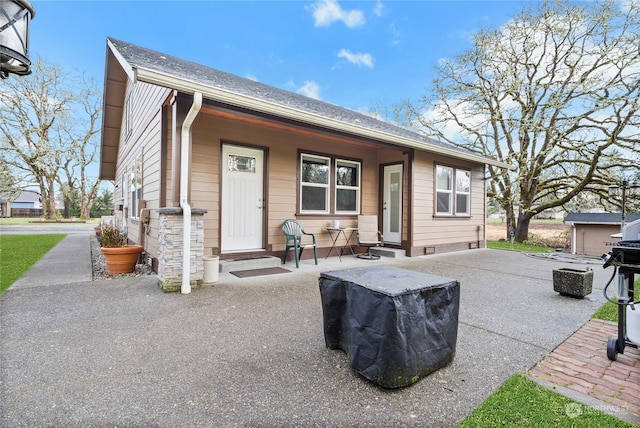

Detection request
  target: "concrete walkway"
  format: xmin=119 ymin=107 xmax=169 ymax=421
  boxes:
xmin=1 ymin=227 xmax=639 ymax=427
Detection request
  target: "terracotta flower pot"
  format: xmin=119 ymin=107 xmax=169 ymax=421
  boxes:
xmin=101 ymin=245 xmax=143 ymax=275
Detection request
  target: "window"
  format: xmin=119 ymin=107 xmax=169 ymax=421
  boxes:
xmin=455 ymin=169 xmax=470 ymax=215
xmin=301 ymin=154 xmax=329 ymax=213
xmin=227 ymin=154 xmax=256 ymax=173
xmin=130 ymin=155 xmax=142 ymax=219
xmin=435 ymin=165 xmax=470 ymax=216
xmin=335 ymin=159 xmax=360 ymax=213
xmin=299 ymin=153 xmax=361 ymax=214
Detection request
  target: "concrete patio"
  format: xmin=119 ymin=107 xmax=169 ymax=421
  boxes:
xmin=1 ymin=226 xmax=637 ymax=427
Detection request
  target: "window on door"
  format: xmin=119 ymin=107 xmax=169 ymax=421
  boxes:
xmin=435 ymin=165 xmax=470 ymax=216
xmin=299 ymin=153 xmax=361 ymax=214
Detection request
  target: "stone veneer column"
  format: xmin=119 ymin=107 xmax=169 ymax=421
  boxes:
xmin=156 ymin=207 xmax=207 ymax=292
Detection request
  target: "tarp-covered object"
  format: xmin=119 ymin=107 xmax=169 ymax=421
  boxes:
xmin=319 ymin=266 xmax=460 ymax=388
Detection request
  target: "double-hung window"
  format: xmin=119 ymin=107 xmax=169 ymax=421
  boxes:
xmin=335 ymin=159 xmax=360 ymax=214
xmin=300 ymin=153 xmax=361 ymax=214
xmin=455 ymin=169 xmax=470 ymax=215
xmin=435 ymin=165 xmax=470 ymax=216
xmin=301 ymin=154 xmax=330 ymax=213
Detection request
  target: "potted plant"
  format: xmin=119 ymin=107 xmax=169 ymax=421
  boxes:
xmin=100 ymin=223 xmax=143 ymax=275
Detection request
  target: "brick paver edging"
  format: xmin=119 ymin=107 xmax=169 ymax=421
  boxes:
xmin=529 ymin=318 xmax=640 ymax=420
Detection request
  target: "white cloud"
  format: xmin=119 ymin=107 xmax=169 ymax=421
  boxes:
xmin=245 ymin=74 xmax=258 ymax=82
xmin=373 ymin=1 xmax=384 ymax=17
xmin=337 ymin=49 xmax=374 ymax=68
xmin=296 ymin=80 xmax=321 ymax=100
xmin=310 ymin=0 xmax=365 ymax=28
xmin=388 ymin=22 xmax=401 ymax=46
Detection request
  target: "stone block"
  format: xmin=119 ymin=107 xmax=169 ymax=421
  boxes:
xmin=553 ymin=268 xmax=593 ymax=298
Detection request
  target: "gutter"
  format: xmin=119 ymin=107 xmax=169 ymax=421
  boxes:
xmin=134 ymin=67 xmax=514 ymax=171
xmin=179 ymin=91 xmax=202 ymax=294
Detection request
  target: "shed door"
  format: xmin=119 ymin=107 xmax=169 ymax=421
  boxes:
xmin=221 ymin=145 xmax=265 ymax=252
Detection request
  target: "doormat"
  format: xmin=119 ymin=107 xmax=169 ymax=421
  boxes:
xmin=230 ymin=267 xmax=291 ymax=278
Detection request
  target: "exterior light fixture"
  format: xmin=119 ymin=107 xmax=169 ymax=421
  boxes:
xmin=0 ymin=0 xmax=35 ymax=79
xmin=608 ymin=179 xmax=640 ymax=231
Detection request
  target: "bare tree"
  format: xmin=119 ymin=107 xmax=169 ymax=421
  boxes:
xmin=0 ymin=158 xmax=19 ymax=197
xmin=56 ymin=78 xmax=101 ymax=219
xmin=398 ymin=0 xmax=640 ymax=241
xmin=0 ymin=59 xmax=101 ymax=219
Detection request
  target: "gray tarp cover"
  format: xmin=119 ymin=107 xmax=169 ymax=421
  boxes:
xmin=319 ymin=266 xmax=460 ymax=388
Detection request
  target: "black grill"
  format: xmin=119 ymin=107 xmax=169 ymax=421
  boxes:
xmin=603 ymin=239 xmax=640 ymax=361
xmin=604 ymin=241 xmax=640 ymax=271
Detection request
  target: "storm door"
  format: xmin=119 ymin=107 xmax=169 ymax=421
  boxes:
xmin=383 ymin=164 xmax=403 ymax=244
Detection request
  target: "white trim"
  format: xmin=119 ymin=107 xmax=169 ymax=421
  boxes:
xmin=106 ymin=39 xmax=135 ymax=82
xmin=300 ymin=154 xmax=330 ymax=214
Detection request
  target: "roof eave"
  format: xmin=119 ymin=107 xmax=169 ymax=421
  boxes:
xmin=99 ymin=40 xmax=136 ymax=181
xmin=134 ymin=66 xmax=514 ymax=170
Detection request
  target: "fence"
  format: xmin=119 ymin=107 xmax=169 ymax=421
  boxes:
xmin=10 ymin=208 xmax=44 ymax=217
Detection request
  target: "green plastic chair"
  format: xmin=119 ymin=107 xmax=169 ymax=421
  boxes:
xmin=282 ymin=219 xmax=318 ymax=268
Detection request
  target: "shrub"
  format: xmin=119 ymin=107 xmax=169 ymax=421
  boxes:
xmin=100 ymin=223 xmax=127 ymax=248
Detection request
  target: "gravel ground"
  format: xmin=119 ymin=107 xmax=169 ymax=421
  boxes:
xmin=90 ymin=234 xmax=155 ymax=280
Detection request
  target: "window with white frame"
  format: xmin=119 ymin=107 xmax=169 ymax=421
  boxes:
xmin=335 ymin=159 xmax=360 ymax=213
xmin=455 ymin=169 xmax=470 ymax=215
xmin=300 ymin=154 xmax=330 ymax=213
xmin=435 ymin=165 xmax=470 ymax=216
xmin=130 ymin=155 xmax=142 ymax=219
xmin=299 ymin=153 xmax=362 ymax=214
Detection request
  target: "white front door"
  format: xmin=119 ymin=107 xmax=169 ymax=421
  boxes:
xmin=221 ymin=145 xmax=264 ymax=252
xmin=383 ymin=164 xmax=403 ymax=244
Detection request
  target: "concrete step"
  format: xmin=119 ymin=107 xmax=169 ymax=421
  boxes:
xmin=219 ymin=255 xmax=282 ymax=273
xmin=370 ymin=247 xmax=406 ymax=258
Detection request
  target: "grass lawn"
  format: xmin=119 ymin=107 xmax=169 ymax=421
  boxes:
xmin=487 ymin=240 xmax=556 ymax=253
xmin=0 ymin=217 xmax=100 ymax=225
xmin=458 ymin=374 xmax=634 ymax=427
xmin=593 ymin=278 xmax=640 ymax=322
xmin=0 ymin=234 xmax=66 ymax=294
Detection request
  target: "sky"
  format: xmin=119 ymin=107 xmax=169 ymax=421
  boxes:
xmin=28 ymin=0 xmax=536 ymax=114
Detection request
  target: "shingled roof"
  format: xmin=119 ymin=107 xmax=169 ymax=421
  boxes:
xmin=101 ymin=38 xmax=511 ymax=179
xmin=564 ymin=212 xmax=640 ymax=224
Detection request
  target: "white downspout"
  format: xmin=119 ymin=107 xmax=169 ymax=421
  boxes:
xmin=180 ymin=91 xmax=202 ymax=294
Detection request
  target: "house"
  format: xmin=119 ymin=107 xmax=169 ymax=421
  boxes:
xmin=100 ymin=38 xmax=511 ymax=292
xmin=564 ymin=212 xmax=640 ymax=257
xmin=0 ymin=190 xmax=41 ymax=217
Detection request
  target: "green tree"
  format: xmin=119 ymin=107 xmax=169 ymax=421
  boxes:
xmin=90 ymin=188 xmax=114 ymax=218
